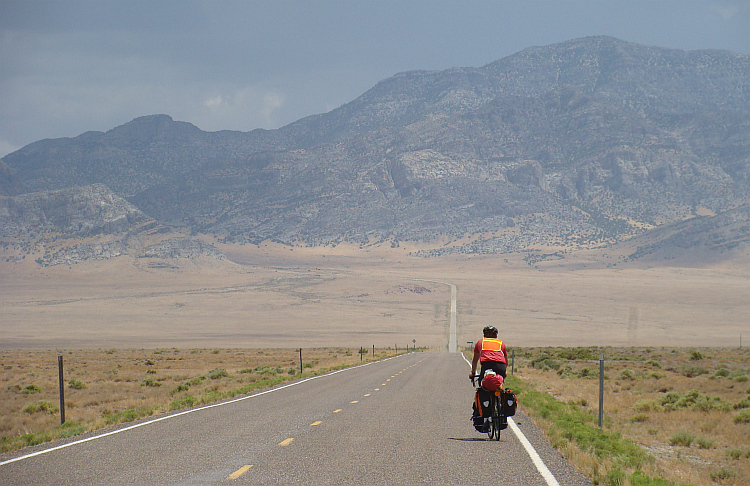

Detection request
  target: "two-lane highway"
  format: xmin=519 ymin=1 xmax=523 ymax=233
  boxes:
xmin=1 ymin=352 xmax=592 ymax=485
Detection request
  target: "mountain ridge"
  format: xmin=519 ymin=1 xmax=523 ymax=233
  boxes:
xmin=2 ymin=36 xmax=749 ymax=264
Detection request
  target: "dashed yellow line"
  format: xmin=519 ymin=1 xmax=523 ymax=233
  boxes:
xmin=228 ymin=465 xmax=252 ymax=480
xmin=279 ymin=438 xmax=294 ymax=447
xmin=374 ymin=388 xmax=380 ymax=391
xmin=350 ymin=400 xmax=359 ymax=404
xmin=364 ymin=393 xmax=371 ymax=397
xmin=333 ymin=409 xmax=342 ymax=413
xmin=311 ymin=421 xmax=322 ymax=426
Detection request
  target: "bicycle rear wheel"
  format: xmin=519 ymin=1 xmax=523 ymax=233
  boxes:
xmin=491 ymin=395 xmax=502 ymax=440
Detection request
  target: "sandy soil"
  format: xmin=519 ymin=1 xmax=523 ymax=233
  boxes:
xmin=1 ymin=241 xmax=748 ymax=350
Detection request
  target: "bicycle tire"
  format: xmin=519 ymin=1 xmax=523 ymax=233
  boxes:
xmin=492 ymin=394 xmax=502 ymax=440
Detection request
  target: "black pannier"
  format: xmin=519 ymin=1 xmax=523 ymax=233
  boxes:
xmin=502 ymin=388 xmax=517 ymax=416
xmin=474 ymin=387 xmax=493 ymax=417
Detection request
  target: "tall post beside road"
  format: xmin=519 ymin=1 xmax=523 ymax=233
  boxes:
xmin=58 ymin=356 xmax=66 ymax=425
xmin=299 ymin=348 xmax=303 ymax=374
xmin=511 ymin=348 xmax=515 ymax=375
xmin=599 ymin=354 xmax=604 ymax=430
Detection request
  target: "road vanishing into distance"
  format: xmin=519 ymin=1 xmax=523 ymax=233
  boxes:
xmin=1 ymin=352 xmax=593 ymax=485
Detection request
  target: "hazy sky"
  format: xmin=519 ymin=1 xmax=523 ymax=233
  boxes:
xmin=1 ymin=0 xmax=749 ymax=157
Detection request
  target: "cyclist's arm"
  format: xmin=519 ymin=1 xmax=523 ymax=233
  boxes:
xmin=470 ymin=350 xmax=480 ymax=377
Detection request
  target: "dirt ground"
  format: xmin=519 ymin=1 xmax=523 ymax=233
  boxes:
xmin=1 ymin=240 xmax=748 ymax=350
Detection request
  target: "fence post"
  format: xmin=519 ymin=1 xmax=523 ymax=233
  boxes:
xmin=511 ymin=348 xmax=515 ymax=375
xmin=299 ymin=348 xmax=303 ymax=374
xmin=58 ymin=356 xmax=66 ymax=425
xmin=599 ymin=354 xmax=604 ymax=430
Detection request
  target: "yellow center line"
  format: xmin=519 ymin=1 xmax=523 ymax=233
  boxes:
xmin=374 ymin=388 xmax=380 ymax=391
xmin=279 ymin=438 xmax=294 ymax=447
xmin=333 ymin=409 xmax=342 ymax=413
xmin=364 ymin=394 xmax=371 ymax=397
xmin=311 ymin=421 xmax=322 ymax=426
xmin=350 ymin=400 xmax=359 ymax=404
xmin=382 ymin=383 xmax=387 ymax=386
xmin=386 ymin=379 xmax=391 ymax=382
xmin=228 ymin=465 xmax=253 ymax=480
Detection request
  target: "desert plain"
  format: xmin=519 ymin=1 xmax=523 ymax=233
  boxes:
xmin=1 ymin=239 xmax=748 ymax=351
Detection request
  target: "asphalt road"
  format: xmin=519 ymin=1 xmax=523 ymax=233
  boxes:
xmin=1 ymin=352 xmax=593 ymax=485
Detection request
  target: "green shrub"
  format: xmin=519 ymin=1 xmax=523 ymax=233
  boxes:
xmin=696 ymin=437 xmax=714 ymax=449
xmin=713 ymin=367 xmax=730 ymax=378
xmin=23 ymin=400 xmax=59 ymax=414
xmin=726 ymin=448 xmax=750 ymax=459
xmin=169 ymin=396 xmax=197 ymax=410
xmin=140 ymin=378 xmax=162 ymax=387
xmin=669 ymin=430 xmax=695 ymax=447
xmin=21 ymin=384 xmax=42 ymax=394
xmin=657 ymin=389 xmax=730 ymax=412
xmin=677 ymin=365 xmax=708 ymax=377
xmin=633 ymin=399 xmax=663 ymax=413
xmin=102 ymin=407 xmax=153 ymax=425
xmin=645 ymin=360 xmax=662 ymax=369
xmin=187 ymin=376 xmax=207 ymax=386
xmin=709 ymin=467 xmax=735 ymax=481
xmin=530 ymin=356 xmax=561 ymax=371
xmin=605 ymin=468 xmax=626 ymax=486
xmin=56 ymin=421 xmax=84 ymax=438
xmin=555 ymin=348 xmax=596 ymax=360
xmin=208 ymin=368 xmax=229 ymax=380
xmin=733 ymin=409 xmax=750 ymax=424
xmin=68 ymin=379 xmax=86 ymax=390
xmin=170 ymin=383 xmax=190 ymax=395
xmin=628 ymin=470 xmax=688 ymax=486
xmin=689 ymin=350 xmax=704 ymax=361
xmin=619 ymin=369 xmax=637 ymax=380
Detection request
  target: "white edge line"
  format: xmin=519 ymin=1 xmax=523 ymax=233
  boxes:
xmin=462 ymin=354 xmax=560 ymax=486
xmin=0 ymin=354 xmax=404 ymax=466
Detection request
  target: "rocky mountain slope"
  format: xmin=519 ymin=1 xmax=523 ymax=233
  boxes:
xmin=2 ymin=36 xmax=749 ymax=262
xmin=0 ymin=184 xmax=225 ymax=266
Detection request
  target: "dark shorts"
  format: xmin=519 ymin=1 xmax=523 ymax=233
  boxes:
xmin=479 ymin=361 xmax=507 ymax=385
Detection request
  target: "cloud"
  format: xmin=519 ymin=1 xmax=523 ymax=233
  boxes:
xmin=197 ymin=86 xmax=287 ymax=132
xmin=711 ymin=0 xmax=750 ymax=20
xmin=0 ymin=139 xmax=21 ymax=158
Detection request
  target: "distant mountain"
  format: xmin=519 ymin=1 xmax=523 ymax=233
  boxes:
xmin=3 ymin=36 xmax=750 ymax=261
xmin=0 ymin=184 xmax=225 ymax=266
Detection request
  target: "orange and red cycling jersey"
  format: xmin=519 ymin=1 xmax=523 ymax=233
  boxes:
xmin=474 ymin=338 xmax=507 ymax=363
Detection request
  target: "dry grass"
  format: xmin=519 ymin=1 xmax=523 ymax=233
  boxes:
xmin=0 ymin=347 xmax=406 ymax=452
xmin=512 ymin=346 xmax=750 ymax=486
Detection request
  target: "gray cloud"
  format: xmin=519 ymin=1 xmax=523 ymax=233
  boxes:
xmin=2 ymin=0 xmax=749 ymax=157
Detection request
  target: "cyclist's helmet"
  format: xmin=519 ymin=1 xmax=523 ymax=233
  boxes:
xmin=483 ymin=325 xmax=498 ymax=337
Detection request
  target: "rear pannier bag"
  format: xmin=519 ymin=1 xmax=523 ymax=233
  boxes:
xmin=502 ymin=388 xmax=517 ymax=416
xmin=474 ymin=388 xmax=493 ymax=417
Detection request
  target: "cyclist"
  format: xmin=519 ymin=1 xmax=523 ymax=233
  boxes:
xmin=469 ymin=325 xmax=507 ymax=386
